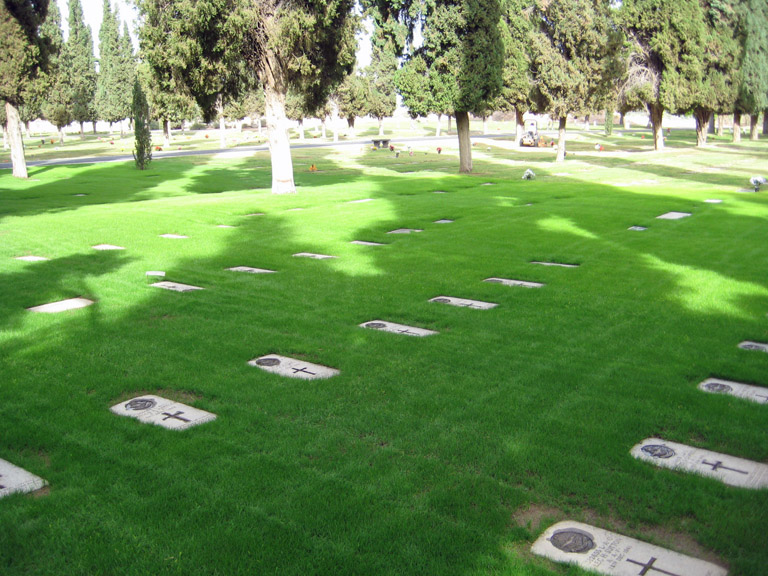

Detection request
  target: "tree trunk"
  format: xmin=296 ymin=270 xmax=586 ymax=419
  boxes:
xmin=482 ymin=115 xmax=488 ymax=134
xmin=163 ymin=119 xmax=171 ymax=148
xmin=763 ymin=109 xmax=768 ymax=135
xmin=750 ymin=114 xmax=759 ymax=140
xmin=622 ymin=113 xmax=630 ymax=130
xmin=584 ymin=114 xmax=590 ymax=131
xmin=694 ymin=108 xmax=710 ymax=147
xmin=321 ymin=118 xmax=327 ymax=139
xmin=455 ymin=111 xmax=472 ymax=173
xmin=733 ymin=112 xmax=741 ymax=143
xmin=6 ymin=101 xmax=28 ymax=178
xmin=219 ymin=103 xmax=226 ymax=148
xmin=447 ymin=115 xmax=451 ymax=132
xmin=435 ymin=113 xmax=441 ymax=137
xmin=24 ymin=121 xmax=30 ymax=138
xmin=59 ymin=127 xmax=65 ymax=144
xmin=604 ymin=108 xmax=613 ymax=135
xmin=264 ymin=81 xmax=296 ymax=194
xmin=555 ymin=116 xmax=567 ymax=162
xmin=346 ymin=116 xmax=355 ymax=139
xmin=298 ymin=119 xmax=305 ymax=141
xmin=93 ymin=121 xmax=97 ymax=135
xmin=515 ymin=108 xmax=524 ymax=146
xmin=648 ymin=102 xmax=664 ymax=151
xmin=3 ymin=125 xmax=7 ymax=150
xmin=378 ymin=117 xmax=384 ymax=136
xmin=79 ymin=121 xmax=85 ymax=138
xmin=717 ymin=114 xmax=724 ymax=137
xmin=708 ymin=114 xmax=715 ymax=134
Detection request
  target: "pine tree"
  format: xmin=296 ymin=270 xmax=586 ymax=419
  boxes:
xmin=336 ymin=72 xmax=370 ymax=138
xmin=734 ymin=0 xmax=768 ymax=141
xmin=67 ymin=0 xmax=97 ymax=136
xmin=132 ymin=78 xmax=152 ymax=169
xmin=95 ymin=0 xmax=123 ymax=128
xmin=365 ymin=31 xmax=397 ymax=137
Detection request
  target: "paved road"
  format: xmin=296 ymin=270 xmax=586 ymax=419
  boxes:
xmin=0 ymin=132 xmax=521 ymax=170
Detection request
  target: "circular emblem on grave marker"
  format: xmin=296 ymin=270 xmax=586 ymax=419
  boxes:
xmin=125 ymin=398 xmax=156 ymax=411
xmin=741 ymin=343 xmax=763 ymax=351
xmin=256 ymin=357 xmax=281 ymax=367
xmin=704 ymin=382 xmax=733 ymax=393
xmin=433 ymin=298 xmax=451 ymax=304
xmin=485 ymin=278 xmax=503 ymax=284
xmin=365 ymin=322 xmax=387 ymax=329
xmin=549 ymin=528 xmax=596 ymax=554
xmin=642 ymin=444 xmax=676 ymax=459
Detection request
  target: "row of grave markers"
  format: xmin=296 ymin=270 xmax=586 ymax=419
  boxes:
xmin=9 ymin=195 xmax=767 ymax=575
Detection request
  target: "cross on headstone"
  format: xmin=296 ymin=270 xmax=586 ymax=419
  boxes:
xmin=397 ymin=328 xmax=416 ymax=335
xmin=701 ymin=459 xmax=749 ymax=475
xmin=291 ymin=366 xmax=317 ymax=376
xmin=0 ymin=474 xmax=4 ymax=490
xmin=162 ymin=411 xmax=191 ymax=423
xmin=626 ymin=556 xmax=681 ymax=576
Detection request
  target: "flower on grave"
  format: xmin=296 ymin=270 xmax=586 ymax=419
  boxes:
xmin=599 ymin=145 xmax=604 ymax=151
xmin=205 ymin=134 xmax=209 ymax=138
xmin=522 ymin=169 xmax=535 ymax=180
xmin=155 ymin=146 xmax=163 ymax=151
xmin=309 ymin=164 xmax=317 ymax=172
xmin=750 ymin=176 xmax=766 ymax=192
xmin=641 ymin=134 xmax=645 ymax=139
xmin=389 ymin=145 xmax=394 ymax=152
xmin=50 ymin=139 xmax=55 ymax=144
xmin=437 ymin=147 xmax=442 ymax=154
xmin=109 ymin=141 xmax=114 ymax=145
xmin=594 ymin=143 xmax=600 ymax=150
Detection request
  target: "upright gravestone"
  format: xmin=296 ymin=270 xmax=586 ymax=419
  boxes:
xmin=0 ymin=458 xmax=47 ymax=499
xmin=111 ymin=395 xmax=216 ymax=430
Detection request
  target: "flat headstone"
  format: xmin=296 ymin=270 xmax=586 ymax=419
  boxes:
xmin=293 ymin=252 xmax=336 ymax=260
xmin=0 ymin=458 xmax=47 ymax=498
xmin=387 ymin=228 xmax=423 ymax=234
xmin=27 ymin=297 xmax=94 ymax=313
xmin=286 ymin=208 xmax=304 ymax=212
xmin=481 ymin=182 xmax=494 ymax=186
xmin=151 ymin=281 xmax=203 ymax=292
xmin=74 ymin=193 xmax=87 ymax=197
xmin=429 ymin=296 xmax=497 ymax=310
xmin=248 ymin=354 xmax=339 ymax=380
xmin=350 ymin=241 xmax=385 ymax=246
xmin=159 ymin=234 xmax=188 ymax=239
xmin=92 ymin=244 xmax=125 ymax=250
xmin=704 ymin=199 xmax=722 ymax=204
xmin=657 ymin=211 xmax=691 ymax=220
xmin=348 ymin=198 xmax=374 ymax=204
xmin=245 ymin=213 xmax=265 ymax=216
xmin=698 ymin=377 xmax=768 ymax=404
xmin=360 ymin=320 xmax=438 ymax=337
xmin=532 ymin=520 xmax=727 ymax=576
xmin=216 ymin=225 xmax=236 ymax=228
xmin=111 ymin=395 xmax=216 ymax=430
xmin=484 ymin=277 xmax=545 ymax=288
xmin=146 ymin=271 xmax=165 ymax=278
xmin=434 ymin=219 xmax=453 ymax=224
xmin=15 ymin=255 xmax=49 ymax=262
xmin=628 ymin=226 xmax=647 ymax=231
xmin=433 ymin=190 xmax=447 ymax=194
xmin=531 ymin=261 xmax=578 ymax=268
xmin=226 ymin=266 xmax=275 ymax=274
xmin=631 ymin=437 xmax=768 ymax=489
xmin=738 ymin=341 xmax=768 ymax=353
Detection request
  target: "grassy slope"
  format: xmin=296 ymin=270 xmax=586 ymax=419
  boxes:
xmin=0 ymin=133 xmax=766 ymax=575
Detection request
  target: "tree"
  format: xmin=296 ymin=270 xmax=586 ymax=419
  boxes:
xmin=529 ymin=0 xmax=616 ymax=162
xmin=335 ymin=72 xmax=369 ymax=137
xmin=95 ymin=0 xmax=128 ymax=130
xmin=67 ymin=0 xmax=97 ymax=136
xmin=132 ymin=78 xmax=152 ymax=169
xmin=139 ymin=62 xmax=196 ymax=147
xmin=137 ymin=0 xmax=358 ymax=194
xmin=733 ymin=0 xmax=768 ymax=141
xmin=365 ymin=31 xmax=397 ymax=136
xmin=42 ymin=1 xmax=74 ymax=143
xmin=0 ymin=0 xmax=52 ymax=177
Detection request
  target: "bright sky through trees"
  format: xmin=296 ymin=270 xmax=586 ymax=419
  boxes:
xmin=56 ymin=0 xmax=137 ymax=53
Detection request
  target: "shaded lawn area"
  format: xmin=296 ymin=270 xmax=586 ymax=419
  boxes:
xmin=0 ymin=140 xmax=766 ymax=575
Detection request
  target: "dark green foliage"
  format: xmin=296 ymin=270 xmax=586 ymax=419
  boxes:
xmin=735 ymin=0 xmax=768 ymax=114
xmin=335 ymin=72 xmax=370 ymax=125
xmin=494 ymin=0 xmax=533 ymax=116
xmin=0 ymin=0 xmax=51 ymax=105
xmin=67 ymin=0 xmax=97 ymax=128
xmin=364 ymin=31 xmax=398 ymax=121
xmin=95 ymin=0 xmax=130 ymax=124
xmin=132 ymin=78 xmax=152 ymax=169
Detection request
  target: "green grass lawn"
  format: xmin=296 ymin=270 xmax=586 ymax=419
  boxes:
xmin=0 ymin=136 xmax=767 ymax=575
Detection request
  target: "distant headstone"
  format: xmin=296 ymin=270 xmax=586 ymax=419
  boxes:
xmin=348 ymin=198 xmax=374 ymax=204
xmin=286 ymin=208 xmax=304 ymax=212
xmin=15 ymin=255 xmax=49 ymax=261
xmin=531 ymin=261 xmax=578 ymax=268
xmin=532 ymin=520 xmax=727 ymax=576
xmin=151 ymin=281 xmax=203 ymax=292
xmin=628 ymin=226 xmax=647 ymax=231
xmin=433 ymin=190 xmax=447 ymax=194
xmin=484 ymin=278 xmax=544 ymax=288
xmin=360 ymin=320 xmax=438 ymax=337
xmin=145 ymin=271 xmax=165 ymax=279
xmin=631 ymin=437 xmax=768 ymax=489
xmin=387 ymin=228 xmax=423 ymax=234
xmin=159 ymin=234 xmax=188 ymax=239
xmin=657 ymin=212 xmax=691 ymax=220
xmin=111 ymin=395 xmax=216 ymax=430
xmin=704 ymin=199 xmax=722 ymax=204
xmin=27 ymin=297 xmax=94 ymax=313
xmin=245 ymin=213 xmax=265 ymax=216
xmin=248 ymin=354 xmax=339 ymax=380
xmin=217 ymin=225 xmax=236 ymax=228
xmin=293 ymin=252 xmax=337 ymax=260
xmin=481 ymin=182 xmax=495 ymax=186
xmin=429 ymin=296 xmax=497 ymax=310
xmin=92 ymin=244 xmax=125 ymax=250
xmin=74 ymin=193 xmax=87 ymax=197
xmin=226 ymin=266 xmax=276 ymax=274
xmin=698 ymin=378 xmax=768 ymax=404
xmin=434 ymin=219 xmax=453 ymax=224
xmin=0 ymin=458 xmax=47 ymax=499
xmin=739 ymin=341 xmax=768 ymax=353
xmin=350 ymin=241 xmax=385 ymax=246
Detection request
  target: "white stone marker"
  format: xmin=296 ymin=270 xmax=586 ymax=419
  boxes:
xmin=111 ymin=395 xmax=216 ymax=430
xmin=656 ymin=212 xmax=691 ymax=220
xmin=434 ymin=219 xmax=454 ymax=224
xmin=146 ymin=271 xmax=165 ymax=279
xmin=159 ymin=233 xmax=188 ymax=239
xmin=484 ymin=277 xmax=545 ymax=288
xmin=631 ymin=437 xmax=768 ymax=489
xmin=532 ymin=520 xmax=727 ymax=576
xmin=0 ymin=458 xmax=47 ymax=498
xmin=151 ymin=281 xmax=203 ymax=292
xmin=27 ymin=297 xmax=94 ymax=313
xmin=217 ymin=225 xmax=236 ymax=228
xmin=481 ymin=182 xmax=495 ymax=186
xmin=226 ymin=266 xmax=276 ymax=274
xmin=245 ymin=212 xmax=265 ymax=216
xmin=704 ymin=199 xmax=722 ymax=204
xmin=350 ymin=241 xmax=385 ymax=246
xmin=348 ymin=198 xmax=374 ymax=204
xmin=15 ymin=255 xmax=49 ymax=261
xmin=698 ymin=377 xmax=768 ymax=404
xmin=293 ymin=252 xmax=337 ymax=260
xmin=433 ymin=190 xmax=447 ymax=194
xmin=92 ymin=244 xmax=125 ymax=250
xmin=360 ymin=320 xmax=438 ymax=337
xmin=628 ymin=226 xmax=647 ymax=231
xmin=531 ymin=261 xmax=579 ymax=268
xmin=248 ymin=354 xmax=339 ymax=380
xmin=387 ymin=228 xmax=423 ymax=234
xmin=429 ymin=296 xmax=497 ymax=310
xmin=74 ymin=193 xmax=87 ymax=197
xmin=738 ymin=341 xmax=768 ymax=353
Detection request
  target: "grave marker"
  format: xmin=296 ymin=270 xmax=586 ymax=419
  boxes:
xmin=531 ymin=261 xmax=579 ymax=268
xmin=0 ymin=458 xmax=47 ymax=499
xmin=248 ymin=354 xmax=339 ymax=380
xmin=434 ymin=219 xmax=454 ymax=224
xmin=245 ymin=213 xmax=265 ymax=216
xmin=481 ymin=182 xmax=495 ymax=186
xmin=433 ymin=190 xmax=447 ymax=194
xmin=738 ymin=341 xmax=768 ymax=353
xmin=111 ymin=395 xmax=216 ymax=430
xmin=532 ymin=520 xmax=727 ymax=576
xmin=151 ymin=281 xmax=203 ymax=292
xmin=27 ymin=297 xmax=94 ymax=313
xmin=698 ymin=378 xmax=768 ymax=404
xmin=484 ymin=277 xmax=544 ymax=288
xmin=348 ymin=198 xmax=374 ymax=204
xmin=159 ymin=234 xmax=188 ymax=239
xmin=350 ymin=241 xmax=385 ymax=246
xmin=631 ymin=437 xmax=768 ymax=489
xmin=628 ymin=226 xmax=647 ymax=231
xmin=704 ymin=199 xmax=722 ymax=204
xmin=146 ymin=271 xmax=165 ymax=279
xmin=15 ymin=255 xmax=49 ymax=261
xmin=656 ymin=212 xmax=691 ymax=220
xmin=226 ymin=266 xmax=276 ymax=274
xmin=217 ymin=225 xmax=236 ymax=228
xmin=360 ymin=320 xmax=438 ymax=337
xmin=387 ymin=228 xmax=423 ymax=234
xmin=429 ymin=296 xmax=497 ymax=310
xmin=92 ymin=244 xmax=125 ymax=250
xmin=293 ymin=252 xmax=337 ymax=260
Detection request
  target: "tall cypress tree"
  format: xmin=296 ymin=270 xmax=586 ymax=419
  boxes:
xmin=734 ymin=0 xmax=768 ymax=141
xmin=67 ymin=0 xmax=97 ymax=136
xmin=42 ymin=1 xmax=73 ymax=143
xmin=116 ymin=22 xmax=136 ymax=129
xmin=132 ymin=78 xmax=152 ymax=169
xmin=95 ymin=0 xmax=122 ymax=128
